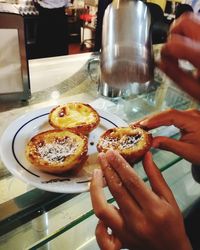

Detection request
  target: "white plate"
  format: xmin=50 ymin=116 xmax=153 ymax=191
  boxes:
xmin=0 ymin=106 xmax=128 ymax=193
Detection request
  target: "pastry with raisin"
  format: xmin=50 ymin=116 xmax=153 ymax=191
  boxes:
xmin=49 ymin=102 xmax=100 ymax=134
xmin=26 ymin=129 xmax=88 ymax=174
xmin=97 ymin=127 xmax=152 ymax=163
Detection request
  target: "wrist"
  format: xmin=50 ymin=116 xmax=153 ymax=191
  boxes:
xmin=178 ymin=232 xmax=193 ymax=250
xmin=180 ymin=240 xmax=192 ymax=250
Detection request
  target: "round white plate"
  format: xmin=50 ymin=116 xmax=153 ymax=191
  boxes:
xmin=0 ymin=106 xmax=128 ymax=193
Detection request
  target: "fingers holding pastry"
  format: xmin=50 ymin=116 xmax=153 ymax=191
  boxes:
xmin=91 ymin=155 xmax=141 ymax=248
xmin=131 ymin=109 xmax=200 ymax=165
xmin=143 ymin=152 xmax=178 ymax=206
xmin=104 ymin=150 xmax=160 ymax=209
xmin=98 ymin=152 xmax=143 ymax=218
xmin=135 ymin=109 xmax=198 ymax=131
xmin=90 ymin=168 xmax=125 ymax=234
xmin=152 ymin=136 xmax=200 ymax=165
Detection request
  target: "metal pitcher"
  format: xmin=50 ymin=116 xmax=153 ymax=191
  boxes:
xmin=101 ymin=0 xmax=154 ymax=88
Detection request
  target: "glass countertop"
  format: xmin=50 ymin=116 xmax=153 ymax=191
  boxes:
xmin=0 ymin=50 xmax=199 ymax=249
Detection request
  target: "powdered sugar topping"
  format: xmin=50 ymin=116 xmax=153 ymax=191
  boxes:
xmin=37 ymin=137 xmax=78 ymax=163
xmin=100 ymin=134 xmax=141 ymax=150
xmin=100 ymin=137 xmax=119 ymax=149
xmin=119 ymin=134 xmax=141 ymax=150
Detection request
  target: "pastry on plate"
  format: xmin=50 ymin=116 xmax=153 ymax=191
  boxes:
xmin=97 ymin=126 xmax=152 ymax=163
xmin=26 ymin=129 xmax=88 ymax=174
xmin=49 ymin=102 xmax=100 ymax=134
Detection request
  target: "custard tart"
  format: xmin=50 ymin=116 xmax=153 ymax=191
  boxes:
xmin=49 ymin=103 xmax=100 ymax=134
xmin=97 ymin=127 xmax=152 ymax=163
xmin=26 ymin=129 xmax=88 ymax=174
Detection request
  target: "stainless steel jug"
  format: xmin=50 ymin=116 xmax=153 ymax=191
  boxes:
xmin=88 ymin=57 xmax=123 ymax=98
xmin=101 ymin=0 xmax=154 ymax=88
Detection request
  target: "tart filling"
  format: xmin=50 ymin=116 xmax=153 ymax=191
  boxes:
xmin=26 ymin=129 xmax=88 ymax=174
xmin=97 ymin=127 xmax=152 ymax=163
xmin=49 ymin=102 xmax=100 ymax=134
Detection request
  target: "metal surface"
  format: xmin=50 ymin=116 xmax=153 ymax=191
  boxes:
xmin=88 ymin=57 xmax=122 ymax=98
xmin=97 ymin=79 xmax=122 ymax=98
xmin=101 ymin=0 xmax=154 ymax=87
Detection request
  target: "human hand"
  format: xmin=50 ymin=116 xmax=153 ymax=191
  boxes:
xmin=90 ymin=150 xmax=192 ymax=250
xmin=158 ymin=13 xmax=200 ymax=101
xmin=132 ymin=109 xmax=200 ymax=165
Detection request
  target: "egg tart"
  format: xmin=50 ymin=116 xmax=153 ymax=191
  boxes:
xmin=26 ymin=129 xmax=88 ymax=174
xmin=49 ymin=103 xmax=100 ymax=134
xmin=97 ymin=127 xmax=152 ymax=163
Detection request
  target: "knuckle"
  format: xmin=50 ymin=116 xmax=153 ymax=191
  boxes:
xmin=152 ymin=206 xmax=171 ymax=225
xmin=167 ymin=188 xmax=174 ymax=198
xmin=95 ymin=223 xmax=101 ymax=237
xmin=94 ymin=204 xmax=110 ymax=220
xmin=111 ymin=186 xmax=124 ymax=201
xmin=132 ymin=219 xmax=150 ymax=237
xmin=168 ymin=109 xmax=184 ymax=123
xmin=168 ymin=108 xmax=179 ymax=116
xmin=105 ymin=168 xmax=121 ymax=187
xmin=124 ymin=175 xmax=141 ymax=191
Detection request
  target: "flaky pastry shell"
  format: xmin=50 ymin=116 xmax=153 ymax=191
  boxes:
xmin=26 ymin=129 xmax=88 ymax=174
xmin=49 ymin=102 xmax=100 ymax=134
xmin=97 ymin=127 xmax=152 ymax=163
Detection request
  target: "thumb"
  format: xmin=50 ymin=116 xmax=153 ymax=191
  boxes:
xmin=153 ymin=136 xmax=198 ymax=164
xmin=95 ymin=220 xmax=122 ymax=250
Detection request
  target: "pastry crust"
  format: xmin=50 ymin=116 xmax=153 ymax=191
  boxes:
xmin=49 ymin=102 xmax=100 ymax=134
xmin=26 ymin=129 xmax=88 ymax=174
xmin=97 ymin=127 xmax=152 ymax=163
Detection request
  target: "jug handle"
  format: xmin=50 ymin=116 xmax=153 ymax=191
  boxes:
xmin=87 ymin=58 xmax=100 ymax=82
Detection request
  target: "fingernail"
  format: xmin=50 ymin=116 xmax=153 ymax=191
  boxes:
xmin=98 ymin=152 xmax=106 ymax=161
xmin=106 ymin=149 xmax=116 ymax=160
xmin=140 ymin=120 xmax=147 ymax=125
xmin=129 ymin=123 xmax=139 ymax=128
xmin=138 ymin=120 xmax=149 ymax=130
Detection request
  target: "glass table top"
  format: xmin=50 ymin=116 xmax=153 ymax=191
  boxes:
xmin=0 ymin=50 xmax=199 ymax=249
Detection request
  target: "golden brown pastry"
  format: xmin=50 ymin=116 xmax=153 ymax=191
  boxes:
xmin=97 ymin=127 xmax=152 ymax=163
xmin=49 ymin=102 xmax=100 ymax=134
xmin=26 ymin=129 xmax=88 ymax=174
